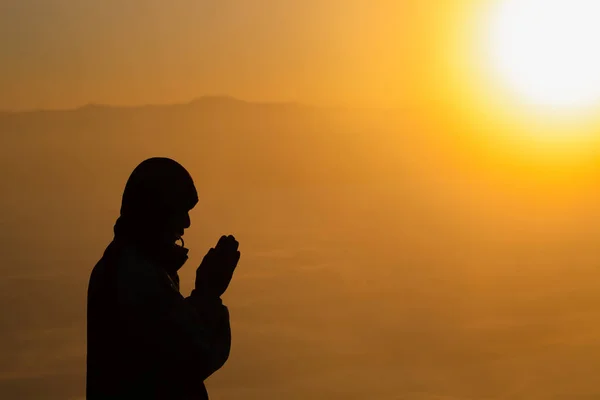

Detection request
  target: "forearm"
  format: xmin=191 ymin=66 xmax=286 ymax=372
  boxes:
xmin=185 ymin=290 xmax=232 ymax=375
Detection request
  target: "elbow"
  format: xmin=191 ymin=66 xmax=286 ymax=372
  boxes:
xmin=191 ymin=339 xmax=231 ymax=380
xmin=214 ymin=344 xmax=230 ymax=370
xmin=208 ymin=337 xmax=231 ymax=373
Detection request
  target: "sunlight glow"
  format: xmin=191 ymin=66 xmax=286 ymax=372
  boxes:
xmin=487 ymin=0 xmax=600 ymax=111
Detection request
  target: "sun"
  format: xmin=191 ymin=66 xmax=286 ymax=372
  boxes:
xmin=487 ymin=0 xmax=600 ymax=111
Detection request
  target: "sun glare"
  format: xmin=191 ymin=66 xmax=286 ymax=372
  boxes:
xmin=487 ymin=0 xmax=600 ymax=111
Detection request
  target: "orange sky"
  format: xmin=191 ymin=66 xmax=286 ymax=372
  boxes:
xmin=0 ymin=0 xmax=465 ymax=111
xmin=4 ymin=0 xmax=600 ymax=167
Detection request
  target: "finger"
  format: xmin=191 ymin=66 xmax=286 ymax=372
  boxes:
xmin=220 ymin=247 xmax=238 ymax=268
xmin=224 ymin=235 xmax=239 ymax=252
xmin=215 ymin=236 xmax=228 ymax=253
xmin=230 ymin=250 xmax=241 ymax=271
xmin=230 ymin=236 xmax=239 ymax=252
xmin=200 ymin=248 xmax=216 ymax=264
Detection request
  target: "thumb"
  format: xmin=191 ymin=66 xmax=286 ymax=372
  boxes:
xmin=205 ymin=247 xmax=216 ymax=259
xmin=198 ymin=248 xmax=216 ymax=268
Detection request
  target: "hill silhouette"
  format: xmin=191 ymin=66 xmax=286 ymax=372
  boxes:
xmin=1 ymin=96 xmax=304 ymax=114
xmin=0 ymin=95 xmax=440 ymax=194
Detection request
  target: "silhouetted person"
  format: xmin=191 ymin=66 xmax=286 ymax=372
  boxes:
xmin=87 ymin=157 xmax=240 ymax=399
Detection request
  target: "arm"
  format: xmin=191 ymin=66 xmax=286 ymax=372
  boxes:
xmin=116 ymin=253 xmax=231 ymax=383
xmin=185 ymin=289 xmax=232 ymax=373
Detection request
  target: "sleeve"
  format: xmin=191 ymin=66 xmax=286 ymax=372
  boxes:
xmin=116 ymin=256 xmax=231 ymax=383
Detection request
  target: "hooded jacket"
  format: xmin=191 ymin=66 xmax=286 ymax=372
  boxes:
xmin=86 ymin=158 xmax=230 ymax=399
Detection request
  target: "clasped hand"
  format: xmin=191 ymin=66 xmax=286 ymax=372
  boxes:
xmin=194 ymin=235 xmax=240 ymax=298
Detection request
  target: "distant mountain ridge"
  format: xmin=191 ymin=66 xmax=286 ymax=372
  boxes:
xmin=0 ymin=96 xmax=309 ymax=115
xmin=0 ymin=93 xmax=436 ymax=193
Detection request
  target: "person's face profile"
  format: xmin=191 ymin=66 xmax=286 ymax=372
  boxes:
xmin=163 ymin=208 xmax=192 ymax=243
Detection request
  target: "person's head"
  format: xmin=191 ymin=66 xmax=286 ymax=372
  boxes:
xmin=115 ymin=157 xmax=198 ymax=247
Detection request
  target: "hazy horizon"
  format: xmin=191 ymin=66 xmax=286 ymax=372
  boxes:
xmin=0 ymin=94 xmax=404 ymax=113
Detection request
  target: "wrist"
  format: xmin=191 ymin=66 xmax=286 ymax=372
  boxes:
xmin=191 ymin=287 xmax=222 ymax=304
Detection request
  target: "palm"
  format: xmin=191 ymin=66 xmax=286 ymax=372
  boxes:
xmin=195 ymin=235 xmax=240 ymax=297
